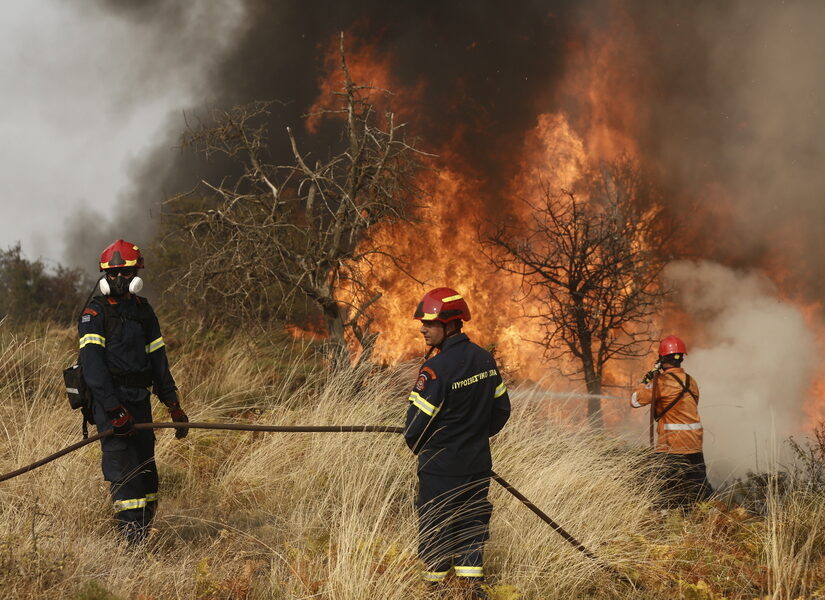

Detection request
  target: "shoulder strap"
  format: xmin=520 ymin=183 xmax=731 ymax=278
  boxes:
xmin=669 ymin=372 xmax=697 ymax=403
xmin=654 ymin=373 xmax=696 ymax=422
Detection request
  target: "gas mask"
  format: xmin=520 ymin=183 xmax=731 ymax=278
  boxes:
xmin=100 ymin=269 xmax=143 ymax=296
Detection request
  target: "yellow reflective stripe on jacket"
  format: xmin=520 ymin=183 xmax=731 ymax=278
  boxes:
xmin=455 ymin=565 xmax=484 ymax=578
xmin=113 ymin=497 xmax=147 ymax=512
xmin=421 ymin=570 xmax=449 ymax=582
xmin=145 ymin=336 xmax=165 ymax=354
xmin=145 ymin=493 xmax=158 ymax=502
xmin=409 ymin=391 xmax=439 ymax=417
xmin=79 ymin=333 xmax=106 ymax=349
xmin=494 ymin=382 xmax=507 ymax=398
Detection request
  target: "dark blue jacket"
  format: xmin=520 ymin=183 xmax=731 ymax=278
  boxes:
xmin=404 ymin=333 xmax=511 ymax=476
xmin=78 ymin=295 xmax=177 ymax=412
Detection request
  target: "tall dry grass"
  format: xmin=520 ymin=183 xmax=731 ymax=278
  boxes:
xmin=762 ymin=482 xmax=825 ymax=598
xmin=0 ymin=321 xmax=821 ymax=599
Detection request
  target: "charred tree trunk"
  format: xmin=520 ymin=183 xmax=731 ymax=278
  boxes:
xmin=574 ymin=297 xmax=603 ymax=428
xmin=582 ymin=359 xmax=603 ymax=428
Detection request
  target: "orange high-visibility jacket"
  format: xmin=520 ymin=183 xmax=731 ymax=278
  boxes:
xmin=631 ymin=367 xmax=702 ymax=454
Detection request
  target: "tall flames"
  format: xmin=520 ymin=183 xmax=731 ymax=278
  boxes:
xmin=303 ymin=26 xmax=825 ymax=433
xmin=302 ymin=32 xmax=645 ymax=395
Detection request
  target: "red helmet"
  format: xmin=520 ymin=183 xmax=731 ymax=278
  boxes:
xmin=413 ymin=287 xmax=471 ymax=323
xmin=658 ymin=335 xmax=687 ymax=357
xmin=99 ymin=239 xmax=144 ymax=271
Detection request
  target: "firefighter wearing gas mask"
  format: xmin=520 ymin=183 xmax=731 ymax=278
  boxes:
xmin=404 ymin=288 xmax=511 ymax=598
xmin=78 ymin=239 xmax=189 ymax=544
xmin=631 ymin=335 xmax=712 ymax=507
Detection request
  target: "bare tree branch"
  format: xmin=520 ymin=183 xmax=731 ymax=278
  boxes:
xmin=161 ymin=39 xmax=424 ymax=356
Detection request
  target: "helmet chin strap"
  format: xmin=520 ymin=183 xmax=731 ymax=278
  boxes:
xmin=444 ymin=325 xmax=461 ymax=340
xmin=424 ymin=321 xmax=461 ymax=358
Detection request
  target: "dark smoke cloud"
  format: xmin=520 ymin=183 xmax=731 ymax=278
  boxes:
xmin=64 ymin=0 xmax=245 ymax=272
xmin=620 ymin=1 xmax=825 ymax=301
xmin=66 ymin=0 xmax=579 ymax=270
xmin=71 ymin=0 xmax=825 ymax=306
xmin=610 ymin=1 xmax=825 ymax=460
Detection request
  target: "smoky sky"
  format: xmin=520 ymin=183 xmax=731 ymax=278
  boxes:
xmin=622 ymin=1 xmax=825 ymax=301
xmin=72 ymin=0 xmax=825 ymax=306
xmin=65 ymin=0 xmax=578 ymax=271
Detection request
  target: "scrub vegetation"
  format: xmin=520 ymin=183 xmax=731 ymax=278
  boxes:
xmin=0 ymin=321 xmax=824 ymax=599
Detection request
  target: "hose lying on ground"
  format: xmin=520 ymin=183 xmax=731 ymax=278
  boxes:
xmin=0 ymin=421 xmax=629 ymax=583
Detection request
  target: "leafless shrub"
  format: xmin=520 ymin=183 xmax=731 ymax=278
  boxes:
xmin=163 ymin=35 xmax=425 ymax=358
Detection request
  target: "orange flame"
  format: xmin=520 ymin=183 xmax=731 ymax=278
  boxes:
xmin=312 ymin=27 xmax=654 ymax=402
xmin=312 ymin=22 xmax=825 ymax=434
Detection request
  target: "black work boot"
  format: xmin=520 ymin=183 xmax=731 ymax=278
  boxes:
xmin=118 ymin=521 xmax=149 ymax=547
xmin=452 ymin=578 xmax=488 ymax=599
xmin=423 ymin=580 xmax=447 ymax=597
xmin=469 ymin=584 xmax=488 ymax=600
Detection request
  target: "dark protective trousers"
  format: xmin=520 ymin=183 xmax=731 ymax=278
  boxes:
xmin=416 ymin=472 xmax=492 ymax=581
xmin=659 ymin=452 xmax=713 ymax=508
xmin=93 ymin=388 xmax=158 ymax=544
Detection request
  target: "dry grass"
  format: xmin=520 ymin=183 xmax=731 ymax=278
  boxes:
xmin=764 ymin=486 xmax=825 ymax=598
xmin=0 ymin=321 xmax=822 ymax=599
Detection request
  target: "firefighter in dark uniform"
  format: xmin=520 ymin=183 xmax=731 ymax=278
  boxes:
xmin=79 ymin=239 xmax=189 ymax=544
xmin=405 ymin=288 xmax=511 ymax=598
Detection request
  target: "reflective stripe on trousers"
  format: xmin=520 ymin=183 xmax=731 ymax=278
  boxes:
xmin=421 ymin=565 xmax=485 ymax=582
xmin=454 ymin=565 xmax=484 ymax=578
xmin=114 ymin=493 xmax=158 ymax=513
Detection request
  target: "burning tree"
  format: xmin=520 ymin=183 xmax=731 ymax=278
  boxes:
xmin=163 ymin=39 xmax=422 ymax=356
xmin=484 ymin=159 xmax=670 ymax=426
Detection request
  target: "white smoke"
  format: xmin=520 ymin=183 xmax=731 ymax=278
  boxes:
xmin=0 ymin=1 xmax=245 ymax=267
xmin=665 ymin=260 xmax=818 ymax=483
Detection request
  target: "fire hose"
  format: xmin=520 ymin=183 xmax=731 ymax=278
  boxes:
xmin=0 ymin=421 xmax=628 ymax=583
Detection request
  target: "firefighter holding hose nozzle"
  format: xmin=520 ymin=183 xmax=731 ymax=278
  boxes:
xmin=631 ymin=335 xmax=713 ymax=508
xmin=404 ymin=288 xmax=511 ymax=599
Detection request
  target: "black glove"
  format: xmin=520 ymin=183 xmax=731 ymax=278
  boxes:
xmin=106 ymin=405 xmax=135 ymax=437
xmin=167 ymin=402 xmax=189 ymax=439
xmin=642 ymin=361 xmax=662 ymax=384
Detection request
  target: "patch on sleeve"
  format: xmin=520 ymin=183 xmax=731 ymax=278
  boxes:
xmin=81 ymin=314 xmax=91 ymax=323
xmin=415 ymin=367 xmax=437 ymax=392
xmin=82 ymin=308 xmax=98 ymax=317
